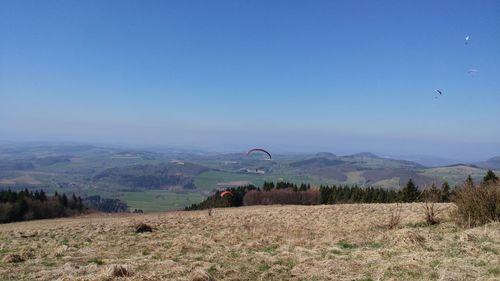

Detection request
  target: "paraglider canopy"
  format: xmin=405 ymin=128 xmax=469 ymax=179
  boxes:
xmin=247 ymin=148 xmax=272 ymax=159
xmin=468 ymin=68 xmax=479 ymax=75
xmin=220 ymin=191 xmax=233 ymax=198
xmin=435 ymin=89 xmax=442 ymax=95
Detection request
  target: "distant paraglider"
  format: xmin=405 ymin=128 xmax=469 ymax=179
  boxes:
xmin=220 ymin=191 xmax=233 ymax=198
xmin=247 ymin=148 xmax=272 ymax=160
xmin=434 ymin=89 xmax=443 ymax=99
xmin=434 ymin=34 xmax=478 ymax=100
xmin=468 ymin=68 xmax=479 ymax=75
xmin=464 ymin=35 xmax=479 ymax=76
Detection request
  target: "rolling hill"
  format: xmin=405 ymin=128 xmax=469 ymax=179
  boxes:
xmin=0 ymin=144 xmax=498 ymax=211
xmin=93 ymin=162 xmax=210 ymax=190
xmin=475 ymin=156 xmax=500 ymax=170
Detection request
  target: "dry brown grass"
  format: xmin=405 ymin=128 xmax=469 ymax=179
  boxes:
xmin=0 ymin=203 xmax=499 ymax=280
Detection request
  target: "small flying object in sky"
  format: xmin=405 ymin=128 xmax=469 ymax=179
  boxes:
xmin=468 ymin=68 xmax=479 ymax=75
xmin=247 ymin=148 xmax=272 ymax=160
xmin=434 ymin=89 xmax=443 ymax=99
xmin=465 ymin=35 xmax=470 ymax=44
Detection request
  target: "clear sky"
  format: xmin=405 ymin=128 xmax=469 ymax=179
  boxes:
xmin=1 ymin=0 xmax=499 ymax=160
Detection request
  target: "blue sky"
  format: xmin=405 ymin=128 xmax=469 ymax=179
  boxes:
xmin=1 ymin=1 xmax=499 ymax=160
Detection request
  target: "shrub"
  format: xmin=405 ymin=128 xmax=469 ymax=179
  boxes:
xmin=452 ymin=182 xmax=500 ymax=228
xmin=387 ymin=204 xmax=402 ymax=229
xmin=422 ymin=185 xmax=441 ymax=225
xmin=422 ymin=202 xmax=440 ymax=225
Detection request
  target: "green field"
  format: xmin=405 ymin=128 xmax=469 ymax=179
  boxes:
xmin=194 ymin=171 xmax=315 ymax=190
xmin=421 ymin=166 xmax=488 ymax=186
xmin=119 ymin=190 xmax=205 ymax=212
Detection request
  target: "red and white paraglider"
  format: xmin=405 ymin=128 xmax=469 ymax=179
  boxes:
xmin=220 ymin=191 xmax=233 ymax=198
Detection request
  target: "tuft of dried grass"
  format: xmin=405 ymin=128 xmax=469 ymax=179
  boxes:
xmin=107 ymin=264 xmax=134 ymax=277
xmin=190 ymin=270 xmax=216 ymax=281
xmin=2 ymin=253 xmax=24 ymax=263
xmin=403 ymin=231 xmax=426 ymax=246
xmin=134 ymin=222 xmax=153 ymax=233
xmin=20 ymin=247 xmax=36 ymax=260
xmin=53 ymin=245 xmax=68 ymax=258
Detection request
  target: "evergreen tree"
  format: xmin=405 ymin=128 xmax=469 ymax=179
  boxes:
xmin=483 ymin=170 xmax=499 ymax=185
xmin=77 ymin=196 xmax=84 ymax=211
xmin=34 ymin=190 xmax=40 ymax=200
xmin=465 ymin=175 xmax=475 ymax=188
xmin=61 ymin=194 xmax=69 ymax=207
xmin=401 ymin=179 xmax=420 ymax=202
xmin=263 ymin=182 xmax=274 ymax=191
xmin=71 ymin=194 xmax=78 ymax=209
xmin=441 ymin=181 xmax=451 ymax=202
xmin=425 ymin=183 xmax=441 ymax=202
xmin=40 ymin=190 xmax=47 ymax=201
xmin=17 ymin=198 xmax=29 ymax=220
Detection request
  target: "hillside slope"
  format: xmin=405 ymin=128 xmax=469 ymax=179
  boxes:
xmin=475 ymin=156 xmax=500 ymax=170
xmin=1 ymin=204 xmax=498 ymax=280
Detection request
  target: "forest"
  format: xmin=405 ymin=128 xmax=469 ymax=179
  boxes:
xmin=0 ymin=189 xmax=85 ymax=223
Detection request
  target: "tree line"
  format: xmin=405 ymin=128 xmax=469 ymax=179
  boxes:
xmin=185 ymin=170 xmax=499 ymax=211
xmin=84 ymin=195 xmax=129 ymax=213
xmin=0 ymin=189 xmax=86 ymax=223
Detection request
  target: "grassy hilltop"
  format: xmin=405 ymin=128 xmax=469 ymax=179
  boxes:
xmin=1 ymin=203 xmax=499 ymax=280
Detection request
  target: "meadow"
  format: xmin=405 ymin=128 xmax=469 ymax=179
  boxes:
xmin=1 ymin=203 xmax=498 ymax=280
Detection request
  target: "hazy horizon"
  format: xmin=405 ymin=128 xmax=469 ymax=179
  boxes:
xmin=0 ymin=138 xmax=498 ymax=164
xmin=1 ymin=1 xmax=499 ymax=162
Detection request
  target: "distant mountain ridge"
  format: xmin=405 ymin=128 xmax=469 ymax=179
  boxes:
xmin=474 ymin=156 xmax=500 ymax=170
xmin=390 ymin=155 xmax=462 ymax=167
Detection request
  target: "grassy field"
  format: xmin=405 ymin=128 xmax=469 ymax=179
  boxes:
xmin=120 ymin=190 xmax=205 ymax=212
xmin=1 ymin=203 xmax=499 ymax=280
xmin=194 ymin=171 xmax=316 ymax=190
xmin=421 ymin=165 xmax=488 ymax=186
